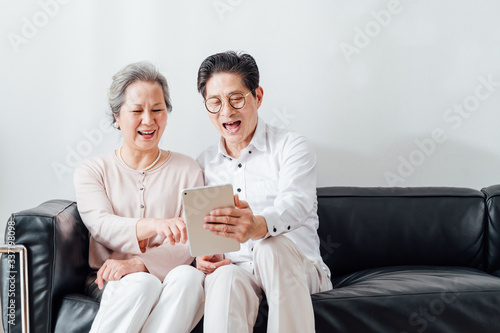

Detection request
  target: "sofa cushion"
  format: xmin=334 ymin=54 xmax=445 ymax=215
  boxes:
xmin=54 ymin=294 xmax=99 ymax=333
xmin=313 ymin=266 xmax=500 ymax=333
xmin=317 ymin=187 xmax=486 ymax=278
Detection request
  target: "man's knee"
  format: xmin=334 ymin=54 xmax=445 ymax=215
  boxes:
xmin=206 ymin=264 xmax=237 ymax=284
xmin=205 ymin=264 xmax=252 ymax=291
xmin=254 ymin=235 xmax=304 ymax=274
xmin=254 ymin=235 xmax=291 ymax=261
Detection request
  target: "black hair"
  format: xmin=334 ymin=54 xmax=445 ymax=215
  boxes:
xmin=197 ymin=51 xmax=259 ymax=99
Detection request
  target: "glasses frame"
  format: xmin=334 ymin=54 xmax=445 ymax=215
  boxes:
xmin=204 ymin=90 xmax=255 ymax=114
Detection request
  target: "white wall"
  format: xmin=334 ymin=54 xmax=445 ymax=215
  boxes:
xmin=1 ymin=0 xmax=500 ymax=242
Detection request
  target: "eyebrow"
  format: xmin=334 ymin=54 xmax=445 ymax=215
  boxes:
xmin=207 ymin=91 xmax=243 ymax=99
xmin=131 ymin=102 xmax=164 ymax=107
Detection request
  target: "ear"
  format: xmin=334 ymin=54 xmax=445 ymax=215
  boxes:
xmin=113 ymin=114 xmax=120 ymax=129
xmin=255 ymin=86 xmax=264 ymax=108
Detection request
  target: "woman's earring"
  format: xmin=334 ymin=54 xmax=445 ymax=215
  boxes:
xmin=114 ymin=122 xmax=120 ymax=129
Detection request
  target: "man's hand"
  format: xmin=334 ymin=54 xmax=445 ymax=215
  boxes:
xmin=196 ymin=254 xmax=231 ymax=275
xmin=95 ymin=257 xmax=148 ymax=290
xmin=203 ymin=194 xmax=268 ymax=243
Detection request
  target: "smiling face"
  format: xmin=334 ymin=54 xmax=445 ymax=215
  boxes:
xmin=115 ymin=80 xmax=167 ymax=154
xmin=205 ymin=72 xmax=263 ymax=158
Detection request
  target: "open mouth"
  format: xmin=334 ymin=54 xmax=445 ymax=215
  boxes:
xmin=223 ymin=120 xmax=241 ymax=133
xmin=138 ymin=130 xmax=156 ymax=138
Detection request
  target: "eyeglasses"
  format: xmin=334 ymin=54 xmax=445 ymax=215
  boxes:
xmin=204 ymin=90 xmax=254 ymax=114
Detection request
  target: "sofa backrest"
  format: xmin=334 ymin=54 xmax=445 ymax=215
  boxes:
xmin=317 ymin=187 xmax=486 ymax=278
xmin=482 ymin=185 xmax=500 ymax=276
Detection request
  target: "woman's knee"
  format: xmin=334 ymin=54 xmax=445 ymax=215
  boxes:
xmin=164 ymin=265 xmax=205 ymax=288
xmin=117 ymin=272 xmax=162 ymax=299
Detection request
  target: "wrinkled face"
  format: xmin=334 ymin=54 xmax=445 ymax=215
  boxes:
xmin=205 ymin=72 xmax=263 ymax=156
xmin=115 ymin=80 xmax=167 ymax=152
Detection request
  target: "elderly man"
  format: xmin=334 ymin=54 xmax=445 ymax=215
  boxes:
xmin=195 ymin=51 xmax=332 ymax=333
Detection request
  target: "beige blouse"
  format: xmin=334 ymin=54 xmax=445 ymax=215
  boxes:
xmin=74 ymin=150 xmax=204 ymax=281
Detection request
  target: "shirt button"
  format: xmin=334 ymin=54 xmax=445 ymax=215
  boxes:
xmin=140 ymin=188 xmax=144 ymax=191
xmin=140 ymin=205 xmax=144 ymax=209
xmin=249 ymin=151 xmax=252 ymax=154
xmin=238 ymin=163 xmax=242 ymax=168
xmin=237 ymin=188 xmax=242 ymax=192
xmin=273 ymin=227 xmax=277 ymax=233
xmin=287 ymin=226 xmax=291 ymax=230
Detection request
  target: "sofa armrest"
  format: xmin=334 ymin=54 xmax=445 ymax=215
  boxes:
xmin=1 ymin=200 xmax=90 ymax=333
xmin=482 ymin=185 xmax=500 ymax=275
xmin=1 ymin=244 xmax=29 ymax=333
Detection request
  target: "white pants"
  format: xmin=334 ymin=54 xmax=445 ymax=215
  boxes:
xmin=90 ymin=265 xmax=205 ymax=333
xmin=203 ymin=235 xmax=332 ymax=333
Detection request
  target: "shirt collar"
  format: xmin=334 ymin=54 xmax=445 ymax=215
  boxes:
xmin=210 ymin=117 xmax=267 ymax=163
xmin=250 ymin=117 xmax=267 ymax=153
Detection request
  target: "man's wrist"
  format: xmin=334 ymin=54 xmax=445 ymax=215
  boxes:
xmin=252 ymin=215 xmax=269 ymax=239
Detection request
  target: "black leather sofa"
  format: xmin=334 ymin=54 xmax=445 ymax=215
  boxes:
xmin=3 ymin=185 xmax=500 ymax=332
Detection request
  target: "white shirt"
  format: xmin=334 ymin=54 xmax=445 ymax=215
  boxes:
xmin=197 ymin=118 xmax=330 ymax=277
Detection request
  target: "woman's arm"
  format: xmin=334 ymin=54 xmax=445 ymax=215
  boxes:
xmin=74 ymin=159 xmax=143 ymax=254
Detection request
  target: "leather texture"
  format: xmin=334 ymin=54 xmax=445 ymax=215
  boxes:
xmin=317 ymin=186 xmax=486 ymax=277
xmin=1 ymin=200 xmax=90 ymax=333
xmin=313 ymin=266 xmax=500 ymax=332
xmin=3 ymin=187 xmax=500 ymax=332
xmin=54 ymin=294 xmax=99 ymax=333
xmin=481 ymin=185 xmax=500 ymax=275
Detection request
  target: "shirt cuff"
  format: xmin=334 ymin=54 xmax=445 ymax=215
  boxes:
xmin=261 ymin=209 xmax=281 ymax=237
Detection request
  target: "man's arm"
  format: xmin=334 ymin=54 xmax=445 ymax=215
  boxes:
xmin=203 ymin=134 xmax=316 ymax=241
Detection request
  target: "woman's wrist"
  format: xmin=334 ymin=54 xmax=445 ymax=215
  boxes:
xmin=130 ymin=257 xmax=148 ymax=272
xmin=136 ymin=218 xmax=160 ymax=241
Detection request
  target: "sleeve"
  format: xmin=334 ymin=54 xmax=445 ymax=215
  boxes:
xmin=73 ymin=160 xmax=143 ymax=255
xmin=260 ymin=135 xmax=318 ymax=236
xmin=145 ymin=165 xmax=205 ymax=249
xmin=137 ymin=162 xmax=205 ymax=279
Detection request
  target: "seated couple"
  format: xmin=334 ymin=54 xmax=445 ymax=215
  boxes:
xmin=74 ymin=51 xmax=332 ymax=333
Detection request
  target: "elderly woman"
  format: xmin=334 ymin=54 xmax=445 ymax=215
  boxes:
xmin=74 ymin=61 xmax=205 ymax=333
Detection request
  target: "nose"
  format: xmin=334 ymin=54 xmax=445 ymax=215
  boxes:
xmin=219 ymin=99 xmax=235 ymax=118
xmin=142 ymin=110 xmax=155 ymax=125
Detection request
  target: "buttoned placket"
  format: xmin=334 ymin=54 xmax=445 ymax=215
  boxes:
xmin=138 ymin=172 xmax=146 ymax=217
xmin=229 ymin=149 xmax=260 ymax=259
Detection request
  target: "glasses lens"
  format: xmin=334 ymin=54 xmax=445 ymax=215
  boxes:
xmin=206 ymin=97 xmax=221 ymax=113
xmin=229 ymin=93 xmax=245 ymax=109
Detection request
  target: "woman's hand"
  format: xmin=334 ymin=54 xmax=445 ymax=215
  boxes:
xmin=196 ymin=254 xmax=231 ymax=275
xmin=95 ymin=257 xmax=148 ymax=290
xmin=136 ymin=217 xmax=188 ymax=249
xmin=154 ymin=217 xmax=188 ymax=246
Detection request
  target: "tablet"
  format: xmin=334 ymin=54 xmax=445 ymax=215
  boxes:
xmin=182 ymin=184 xmax=241 ymax=257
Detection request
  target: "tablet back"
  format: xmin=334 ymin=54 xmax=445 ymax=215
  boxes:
xmin=182 ymin=184 xmax=241 ymax=257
